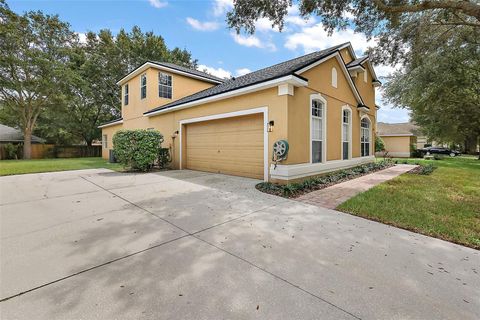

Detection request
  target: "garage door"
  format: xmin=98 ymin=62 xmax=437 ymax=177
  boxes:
xmin=185 ymin=113 xmax=264 ymax=179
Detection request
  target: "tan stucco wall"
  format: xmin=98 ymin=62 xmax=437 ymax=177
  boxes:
xmin=103 ymin=56 xmax=377 ymax=180
xmin=120 ymin=67 xmax=215 ymax=122
xmin=287 ymin=56 xmax=376 ymax=164
xmin=101 ymin=123 xmax=122 ymax=159
xmin=381 ymin=136 xmax=412 ymax=156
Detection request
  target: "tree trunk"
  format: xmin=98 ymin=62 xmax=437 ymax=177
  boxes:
xmin=23 ymin=128 xmax=32 ymax=160
xmin=464 ymin=135 xmax=478 ymax=155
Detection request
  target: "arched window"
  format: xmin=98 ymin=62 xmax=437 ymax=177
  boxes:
xmin=342 ymin=107 xmax=352 ymax=160
xmin=363 ymin=68 xmax=368 ymax=83
xmin=331 ymin=67 xmax=337 ymax=88
xmin=361 ymin=117 xmax=371 ymax=157
xmin=311 ymin=95 xmax=326 ymax=163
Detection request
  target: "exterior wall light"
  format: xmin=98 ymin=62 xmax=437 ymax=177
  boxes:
xmin=172 ymin=130 xmax=179 ymax=138
xmin=268 ymin=120 xmax=275 ymax=132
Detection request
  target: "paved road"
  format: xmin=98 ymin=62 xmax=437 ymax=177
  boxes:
xmin=1 ymin=169 xmax=478 ymax=319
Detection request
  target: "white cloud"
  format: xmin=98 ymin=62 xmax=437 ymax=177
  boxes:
xmin=236 ymin=68 xmax=251 ymax=76
xmin=285 ymin=23 xmax=375 ymax=55
xmin=255 ymin=18 xmax=280 ymax=32
xmin=198 ymin=64 xmax=232 ymax=79
xmin=76 ymin=32 xmax=87 ymax=44
xmin=213 ymin=0 xmax=233 ymax=17
xmin=148 ymin=0 xmax=167 ymax=8
xmin=186 ymin=17 xmax=219 ymax=31
xmin=231 ymin=32 xmax=276 ymax=51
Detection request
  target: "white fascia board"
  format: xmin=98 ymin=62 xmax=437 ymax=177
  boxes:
xmin=116 ymin=62 xmax=223 ymax=85
xmin=145 ymin=75 xmax=308 ymax=117
xmin=347 ymin=65 xmax=365 ymax=72
xmin=296 ymin=52 xmax=364 ymax=105
xmin=98 ymin=120 xmax=123 ymax=129
xmin=337 ymin=42 xmax=357 ymax=60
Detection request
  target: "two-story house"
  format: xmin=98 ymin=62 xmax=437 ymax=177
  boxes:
xmin=100 ymin=42 xmax=381 ymax=183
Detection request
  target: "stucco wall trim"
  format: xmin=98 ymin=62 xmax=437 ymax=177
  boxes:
xmin=145 ymin=75 xmax=307 ymax=117
xmin=270 ymin=156 xmax=375 ymax=180
xmin=178 ymin=107 xmax=269 ymax=181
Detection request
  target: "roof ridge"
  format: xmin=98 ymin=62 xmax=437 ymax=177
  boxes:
xmin=148 ymin=60 xmax=226 ymax=82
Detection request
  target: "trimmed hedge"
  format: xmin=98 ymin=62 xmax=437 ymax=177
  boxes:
xmin=113 ymin=129 xmax=164 ymax=172
xmin=256 ymin=160 xmax=394 ymax=198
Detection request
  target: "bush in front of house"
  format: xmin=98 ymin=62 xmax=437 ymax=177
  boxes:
xmin=113 ymin=129 xmax=164 ymax=172
xmin=3 ymin=143 xmax=20 ymax=159
xmin=375 ymin=136 xmax=385 ymax=152
xmin=256 ymin=160 xmax=394 ymax=198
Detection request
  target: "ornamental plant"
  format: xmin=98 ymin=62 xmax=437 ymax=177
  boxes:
xmin=113 ymin=129 xmax=164 ymax=171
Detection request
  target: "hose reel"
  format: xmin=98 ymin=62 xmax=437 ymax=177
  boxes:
xmin=272 ymin=139 xmax=289 ymax=169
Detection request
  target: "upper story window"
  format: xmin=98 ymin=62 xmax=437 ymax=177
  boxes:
xmin=361 ymin=117 xmax=371 ymax=157
xmin=331 ymin=67 xmax=338 ymax=88
xmin=342 ymin=108 xmax=351 ymax=160
xmin=124 ymin=84 xmax=129 ymax=105
xmin=140 ymin=74 xmax=147 ymax=99
xmin=159 ymin=72 xmax=172 ymax=99
xmin=311 ymin=97 xmax=326 ymax=163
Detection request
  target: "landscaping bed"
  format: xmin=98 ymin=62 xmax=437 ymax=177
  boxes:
xmin=256 ymin=160 xmax=395 ymax=198
xmin=338 ymin=156 xmax=480 ymax=249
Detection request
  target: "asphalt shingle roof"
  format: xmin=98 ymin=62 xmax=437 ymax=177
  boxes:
xmin=149 ymin=61 xmax=226 ymax=83
xmin=377 ymin=122 xmax=421 ymax=136
xmin=144 ymin=43 xmax=349 ymax=115
xmin=0 ymin=124 xmax=44 ymax=143
xmin=346 ymin=56 xmax=368 ymax=68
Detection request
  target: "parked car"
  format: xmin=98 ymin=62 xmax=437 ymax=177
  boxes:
xmin=420 ymin=147 xmax=460 ymax=157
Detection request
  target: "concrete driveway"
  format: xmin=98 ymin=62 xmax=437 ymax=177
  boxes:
xmin=0 ymin=169 xmax=478 ymax=319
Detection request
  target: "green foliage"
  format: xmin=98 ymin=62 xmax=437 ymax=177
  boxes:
xmin=375 ymin=136 xmax=385 ymax=152
xmin=227 ymin=0 xmax=480 ymax=65
xmin=3 ymin=143 xmax=20 ymax=159
xmin=158 ymin=147 xmax=172 ymax=169
xmin=113 ymin=130 xmax=164 ymax=172
xmin=256 ymin=160 xmax=394 ymax=198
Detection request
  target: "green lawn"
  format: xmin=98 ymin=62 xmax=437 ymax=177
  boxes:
xmin=337 ymin=156 xmax=480 ymax=249
xmin=0 ymin=157 xmax=123 ymax=176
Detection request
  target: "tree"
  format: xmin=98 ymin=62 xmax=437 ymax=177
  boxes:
xmin=227 ymin=0 xmax=480 ymax=65
xmin=384 ymin=27 xmax=480 ymax=155
xmin=0 ymin=3 xmax=76 ymax=158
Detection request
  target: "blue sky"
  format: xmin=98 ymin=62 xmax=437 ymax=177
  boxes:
xmin=9 ymin=0 xmax=409 ymax=123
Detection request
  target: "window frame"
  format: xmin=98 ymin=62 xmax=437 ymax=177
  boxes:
xmin=158 ymin=72 xmax=173 ymax=99
xmin=140 ymin=73 xmax=147 ymax=99
xmin=341 ymin=106 xmax=352 ymax=160
xmin=310 ymin=94 xmax=327 ymax=164
xmin=103 ymin=134 xmax=108 ymax=149
xmin=124 ymin=84 xmax=129 ymax=106
xmin=360 ymin=116 xmax=371 ymax=157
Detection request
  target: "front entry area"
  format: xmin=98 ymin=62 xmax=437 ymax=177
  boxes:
xmin=184 ymin=113 xmax=264 ymax=179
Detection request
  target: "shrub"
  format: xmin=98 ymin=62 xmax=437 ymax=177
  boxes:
xmin=409 ymin=163 xmax=437 ymax=175
xmin=158 ymin=147 xmax=172 ymax=169
xmin=113 ymin=129 xmax=164 ymax=172
xmin=375 ymin=136 xmax=385 ymax=152
xmin=4 ymin=143 xmax=19 ymax=159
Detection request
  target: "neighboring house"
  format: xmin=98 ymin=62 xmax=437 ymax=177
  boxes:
xmin=0 ymin=123 xmax=48 ymax=159
xmin=100 ymin=42 xmax=381 ymax=183
xmin=376 ymin=122 xmax=425 ymax=157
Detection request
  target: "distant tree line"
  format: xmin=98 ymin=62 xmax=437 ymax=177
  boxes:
xmin=0 ymin=0 xmax=195 ymax=159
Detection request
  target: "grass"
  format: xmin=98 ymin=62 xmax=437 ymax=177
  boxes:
xmin=338 ymin=156 xmax=480 ymax=249
xmin=0 ymin=157 xmax=123 ymax=176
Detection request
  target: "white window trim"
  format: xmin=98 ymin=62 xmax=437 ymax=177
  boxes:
xmin=360 ymin=114 xmax=372 ymax=157
xmin=140 ymin=73 xmax=147 ymax=100
xmin=331 ymin=67 xmax=338 ymax=88
xmin=310 ymin=93 xmax=327 ymax=164
xmin=102 ymin=134 xmax=108 ymax=149
xmin=363 ymin=68 xmax=368 ymax=83
xmin=341 ymin=105 xmax=353 ymax=160
xmin=124 ymin=84 xmax=129 ymax=106
xmin=178 ymin=107 xmax=269 ymax=182
xmin=159 ymin=72 xmax=173 ymax=99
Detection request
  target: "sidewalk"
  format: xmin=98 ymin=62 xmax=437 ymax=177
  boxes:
xmin=297 ymin=164 xmax=417 ymax=209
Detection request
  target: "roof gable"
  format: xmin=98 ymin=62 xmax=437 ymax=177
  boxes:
xmin=116 ymin=61 xmax=225 ymax=86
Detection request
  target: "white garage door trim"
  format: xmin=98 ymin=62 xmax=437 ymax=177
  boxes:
xmin=179 ymin=107 xmax=269 ymax=181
